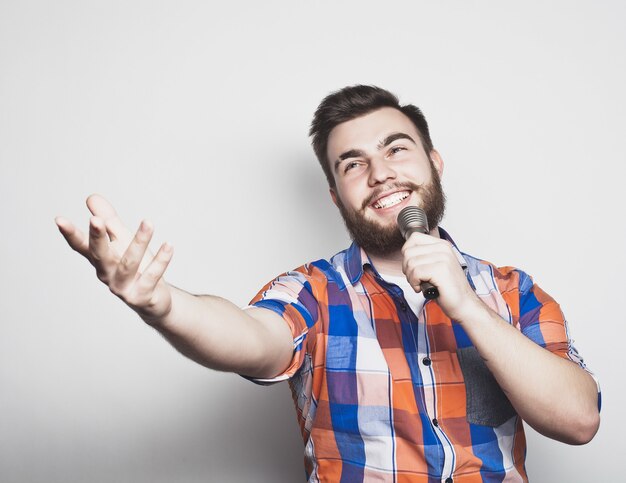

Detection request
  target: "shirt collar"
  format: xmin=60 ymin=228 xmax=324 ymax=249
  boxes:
xmin=344 ymin=226 xmax=467 ymax=285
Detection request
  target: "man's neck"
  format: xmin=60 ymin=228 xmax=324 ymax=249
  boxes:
xmin=366 ymin=226 xmax=440 ymax=277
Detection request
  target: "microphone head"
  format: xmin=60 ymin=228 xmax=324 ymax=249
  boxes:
xmin=397 ymin=206 xmax=429 ymax=239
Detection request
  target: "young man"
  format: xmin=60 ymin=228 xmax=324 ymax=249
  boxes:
xmin=56 ymin=85 xmax=600 ymax=482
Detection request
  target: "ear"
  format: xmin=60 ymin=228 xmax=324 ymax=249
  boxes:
xmin=329 ymin=188 xmax=338 ymax=207
xmin=429 ymin=149 xmax=444 ymax=178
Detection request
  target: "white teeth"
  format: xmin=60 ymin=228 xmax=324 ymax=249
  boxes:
xmin=373 ymin=191 xmax=410 ymax=209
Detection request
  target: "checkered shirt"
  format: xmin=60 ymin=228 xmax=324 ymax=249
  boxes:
xmin=248 ymin=228 xmax=598 ymax=482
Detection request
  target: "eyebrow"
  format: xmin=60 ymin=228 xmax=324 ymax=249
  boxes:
xmin=333 ymin=132 xmax=417 ymax=173
xmin=378 ymin=132 xmax=417 ymax=149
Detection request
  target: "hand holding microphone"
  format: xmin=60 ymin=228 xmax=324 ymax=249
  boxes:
xmin=397 ymin=206 xmax=439 ymax=300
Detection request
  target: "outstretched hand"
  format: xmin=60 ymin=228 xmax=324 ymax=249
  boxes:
xmin=55 ymin=194 xmax=174 ymax=323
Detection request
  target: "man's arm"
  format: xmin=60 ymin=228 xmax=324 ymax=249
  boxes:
xmin=56 ymin=194 xmax=294 ymax=379
xmin=453 ymin=299 xmax=599 ymax=444
xmin=401 ymin=232 xmax=600 ymax=445
xmin=151 ymin=289 xmax=294 ymax=378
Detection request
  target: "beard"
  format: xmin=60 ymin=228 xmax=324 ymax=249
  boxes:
xmin=335 ymin=164 xmax=446 ymax=257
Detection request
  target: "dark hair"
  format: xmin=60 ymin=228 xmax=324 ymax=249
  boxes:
xmin=309 ymin=85 xmax=434 ymax=187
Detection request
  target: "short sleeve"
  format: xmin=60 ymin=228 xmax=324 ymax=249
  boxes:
xmin=244 ymin=267 xmax=320 ymax=385
xmin=517 ymin=270 xmax=601 ymax=408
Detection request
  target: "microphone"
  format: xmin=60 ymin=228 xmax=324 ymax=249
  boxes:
xmin=397 ymin=206 xmax=439 ymax=300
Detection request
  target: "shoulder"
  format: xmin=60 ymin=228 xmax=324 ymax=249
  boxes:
xmin=460 ymin=250 xmax=532 ymax=294
xmin=440 ymin=228 xmax=531 ymax=292
xmin=259 ymin=246 xmax=352 ymax=295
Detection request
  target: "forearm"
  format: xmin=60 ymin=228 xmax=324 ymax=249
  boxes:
xmin=459 ymin=298 xmax=600 ymax=444
xmin=145 ymin=285 xmax=293 ymax=378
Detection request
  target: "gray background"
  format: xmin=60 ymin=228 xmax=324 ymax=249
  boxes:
xmin=1 ymin=1 xmax=624 ymax=481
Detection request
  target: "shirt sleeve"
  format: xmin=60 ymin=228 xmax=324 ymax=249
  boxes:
xmin=517 ymin=269 xmax=601 ymax=409
xmin=243 ymin=266 xmax=320 ymax=385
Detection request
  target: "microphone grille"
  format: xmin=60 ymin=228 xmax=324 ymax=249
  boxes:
xmin=397 ymin=206 xmax=429 ymax=239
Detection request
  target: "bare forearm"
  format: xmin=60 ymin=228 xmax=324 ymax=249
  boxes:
xmin=460 ymin=299 xmax=599 ymax=444
xmin=145 ymin=285 xmax=293 ymax=378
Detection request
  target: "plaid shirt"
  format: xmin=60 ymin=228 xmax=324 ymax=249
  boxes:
xmin=249 ymin=228 xmax=597 ymax=482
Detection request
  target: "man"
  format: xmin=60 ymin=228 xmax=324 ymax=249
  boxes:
xmin=56 ymin=85 xmax=600 ymax=482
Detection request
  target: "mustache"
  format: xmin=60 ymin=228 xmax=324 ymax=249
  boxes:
xmin=361 ymin=181 xmax=423 ymax=210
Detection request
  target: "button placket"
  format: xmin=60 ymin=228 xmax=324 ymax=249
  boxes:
xmin=391 ymin=282 xmax=454 ymax=481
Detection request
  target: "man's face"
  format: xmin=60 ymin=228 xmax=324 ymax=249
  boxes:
xmin=326 ymin=107 xmax=446 ymax=256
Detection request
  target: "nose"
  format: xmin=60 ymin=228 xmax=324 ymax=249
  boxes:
xmin=368 ymin=157 xmax=397 ymax=186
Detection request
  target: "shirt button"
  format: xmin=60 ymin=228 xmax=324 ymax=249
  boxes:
xmin=432 ymin=418 xmax=439 ymax=427
xmin=445 ymin=478 xmax=453 ymax=483
xmin=422 ymin=357 xmax=432 ymax=366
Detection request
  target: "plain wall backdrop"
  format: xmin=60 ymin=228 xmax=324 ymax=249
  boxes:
xmin=1 ymin=1 xmax=624 ymax=481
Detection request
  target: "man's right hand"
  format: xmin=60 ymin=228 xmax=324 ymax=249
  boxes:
xmin=55 ymin=194 xmax=174 ymax=324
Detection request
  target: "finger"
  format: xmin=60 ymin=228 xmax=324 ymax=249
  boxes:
xmin=402 ymin=251 xmax=450 ymax=278
xmin=402 ymin=241 xmax=451 ymax=261
xmin=404 ymin=251 xmax=447 ymax=267
xmin=137 ymin=242 xmax=174 ymax=292
xmin=86 ymin=194 xmax=127 ymax=241
xmin=405 ymin=262 xmax=439 ymax=292
xmin=401 ymin=233 xmax=445 ymax=255
xmin=406 ymin=231 xmax=442 ymax=245
xmin=55 ymin=216 xmax=90 ymax=257
xmin=89 ymin=216 xmax=114 ymax=265
xmin=113 ymin=220 xmax=154 ymax=286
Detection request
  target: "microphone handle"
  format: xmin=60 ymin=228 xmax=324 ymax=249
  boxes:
xmin=406 ymin=227 xmax=439 ymax=300
xmin=421 ymin=282 xmax=439 ymax=300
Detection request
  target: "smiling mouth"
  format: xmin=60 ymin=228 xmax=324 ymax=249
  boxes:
xmin=371 ymin=190 xmax=411 ymax=209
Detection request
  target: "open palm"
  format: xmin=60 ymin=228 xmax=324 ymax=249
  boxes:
xmin=55 ymin=194 xmax=174 ymax=322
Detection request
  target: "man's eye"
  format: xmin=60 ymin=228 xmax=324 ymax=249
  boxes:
xmin=344 ymin=161 xmax=360 ymax=173
xmin=390 ymin=146 xmax=406 ymax=155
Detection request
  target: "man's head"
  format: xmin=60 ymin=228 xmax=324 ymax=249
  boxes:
xmin=310 ymin=85 xmax=435 ymax=189
xmin=309 ymin=85 xmax=446 ymax=256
